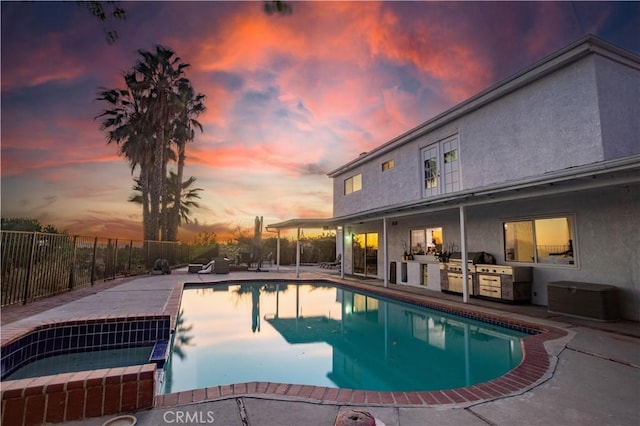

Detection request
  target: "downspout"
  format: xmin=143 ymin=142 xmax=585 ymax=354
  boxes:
xmin=383 ymin=217 xmax=388 ymax=288
xmin=459 ymin=205 xmax=469 ymax=303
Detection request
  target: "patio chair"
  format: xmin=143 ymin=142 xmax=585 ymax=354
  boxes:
xmin=321 ymin=253 xmax=341 ymax=268
xmin=197 ymin=259 xmax=215 ymax=274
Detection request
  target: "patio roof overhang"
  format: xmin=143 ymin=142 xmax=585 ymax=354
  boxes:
xmin=267 ymin=154 xmax=640 ymax=231
xmin=265 ymin=218 xmax=340 ymax=232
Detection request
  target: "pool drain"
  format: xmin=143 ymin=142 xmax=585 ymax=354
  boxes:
xmin=335 ymin=409 xmax=383 ymax=426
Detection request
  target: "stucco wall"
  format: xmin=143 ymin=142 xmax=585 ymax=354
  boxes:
xmin=460 ymin=56 xmax=603 ymax=186
xmin=333 ymin=55 xmax=621 ymax=218
xmin=463 ymin=186 xmax=638 ymax=314
xmin=595 ymin=55 xmax=640 ymax=160
xmin=332 ymin=124 xmax=460 ymax=217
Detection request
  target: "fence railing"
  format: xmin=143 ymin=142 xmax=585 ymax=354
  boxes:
xmin=1 ymin=231 xmax=191 ymax=307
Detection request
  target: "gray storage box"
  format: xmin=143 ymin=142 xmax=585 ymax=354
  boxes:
xmin=547 ymin=281 xmax=619 ymax=321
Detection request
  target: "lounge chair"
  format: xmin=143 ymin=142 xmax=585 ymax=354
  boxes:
xmin=321 ymin=254 xmax=342 ymax=269
xmin=197 ymin=260 xmax=215 ymax=274
xmin=188 ymin=263 xmax=204 ymax=273
xmin=196 ymin=258 xmax=230 ymax=274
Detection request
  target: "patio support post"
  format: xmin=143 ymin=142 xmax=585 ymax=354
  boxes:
xmin=459 ymin=205 xmax=469 ymax=303
xmin=276 ymin=230 xmax=281 ymax=272
xmin=383 ymin=217 xmax=389 ymax=288
xmin=295 ymin=227 xmax=300 ymax=278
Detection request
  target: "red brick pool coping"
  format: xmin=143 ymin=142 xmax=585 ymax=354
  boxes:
xmin=155 ymin=279 xmax=568 ymax=408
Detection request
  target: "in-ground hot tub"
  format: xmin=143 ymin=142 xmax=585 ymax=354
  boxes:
xmin=1 ymin=316 xmax=171 ymax=425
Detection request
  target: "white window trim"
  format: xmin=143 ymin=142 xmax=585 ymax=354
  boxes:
xmin=420 ymin=134 xmax=461 ymax=198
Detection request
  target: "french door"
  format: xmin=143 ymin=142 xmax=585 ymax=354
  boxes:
xmin=421 ymin=135 xmax=460 ymax=197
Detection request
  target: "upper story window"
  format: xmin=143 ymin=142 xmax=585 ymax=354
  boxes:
xmin=503 ymin=215 xmax=576 ymax=266
xmin=422 ymin=135 xmax=460 ymax=197
xmin=344 ymin=173 xmax=362 ymax=195
xmin=382 ymin=159 xmax=394 ymax=172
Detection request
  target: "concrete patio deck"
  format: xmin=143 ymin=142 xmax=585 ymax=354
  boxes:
xmin=2 ymin=266 xmax=639 ymax=426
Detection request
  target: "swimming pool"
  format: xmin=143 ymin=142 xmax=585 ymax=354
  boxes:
xmin=161 ymin=282 xmax=529 ymax=394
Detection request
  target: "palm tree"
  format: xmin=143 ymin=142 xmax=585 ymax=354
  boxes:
xmin=129 ymin=172 xmax=202 ymax=234
xmin=132 ymin=46 xmax=190 ymax=241
xmin=168 ymin=81 xmax=206 ymax=241
xmin=97 ymin=45 xmax=204 ymax=242
xmin=170 ymin=174 xmax=203 ymax=226
xmin=96 ymin=77 xmax=155 ymax=240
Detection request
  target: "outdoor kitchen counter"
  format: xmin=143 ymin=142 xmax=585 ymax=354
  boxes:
xmin=397 ymin=257 xmax=441 ymax=291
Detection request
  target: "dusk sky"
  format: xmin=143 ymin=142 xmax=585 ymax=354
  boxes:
xmin=2 ymin=1 xmax=639 ymax=242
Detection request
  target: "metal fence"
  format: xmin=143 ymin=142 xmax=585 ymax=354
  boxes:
xmin=1 ymin=231 xmax=190 ymax=307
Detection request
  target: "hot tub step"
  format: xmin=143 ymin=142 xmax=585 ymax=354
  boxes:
xmin=149 ymin=339 xmax=170 ymax=368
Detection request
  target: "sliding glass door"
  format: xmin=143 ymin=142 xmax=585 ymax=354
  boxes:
xmin=352 ymin=233 xmax=378 ymax=277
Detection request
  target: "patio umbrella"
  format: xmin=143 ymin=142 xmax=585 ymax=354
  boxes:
xmin=253 ymin=216 xmax=263 ymax=271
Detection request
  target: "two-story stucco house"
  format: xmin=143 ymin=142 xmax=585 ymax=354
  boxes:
xmin=268 ymin=35 xmax=640 ymax=321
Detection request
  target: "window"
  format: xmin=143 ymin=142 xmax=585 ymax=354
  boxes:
xmin=410 ymin=227 xmax=443 ymax=255
xmin=503 ymin=216 xmax=575 ymax=265
xmin=421 ymin=135 xmax=460 ymax=197
xmin=382 ymin=159 xmax=394 ymax=172
xmin=424 ymin=155 xmax=438 ymax=189
xmin=344 ymin=173 xmax=362 ymax=195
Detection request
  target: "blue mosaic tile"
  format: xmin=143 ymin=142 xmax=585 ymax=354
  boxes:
xmin=1 ymin=316 xmax=172 ymax=380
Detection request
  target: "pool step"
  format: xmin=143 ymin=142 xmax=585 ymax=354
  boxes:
xmin=149 ymin=339 xmax=170 ymax=368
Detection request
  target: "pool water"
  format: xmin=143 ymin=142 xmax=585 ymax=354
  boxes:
xmin=4 ymin=346 xmax=153 ymax=381
xmin=162 ymin=282 xmax=526 ymax=394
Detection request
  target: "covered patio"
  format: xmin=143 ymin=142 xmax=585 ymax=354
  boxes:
xmin=267 ymin=155 xmax=640 ymax=311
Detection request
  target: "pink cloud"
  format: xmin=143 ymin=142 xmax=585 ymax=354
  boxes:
xmin=3 ymin=1 xmax=635 ymax=241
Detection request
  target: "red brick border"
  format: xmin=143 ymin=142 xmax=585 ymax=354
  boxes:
xmin=154 ymin=280 xmax=569 ymax=409
xmin=1 ymin=364 xmax=156 ymax=426
xmin=154 ymin=325 xmax=565 ymax=409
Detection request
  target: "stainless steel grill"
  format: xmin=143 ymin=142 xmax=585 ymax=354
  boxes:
xmin=476 ymin=264 xmax=533 ymax=302
xmin=445 ymin=258 xmax=474 ymax=295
